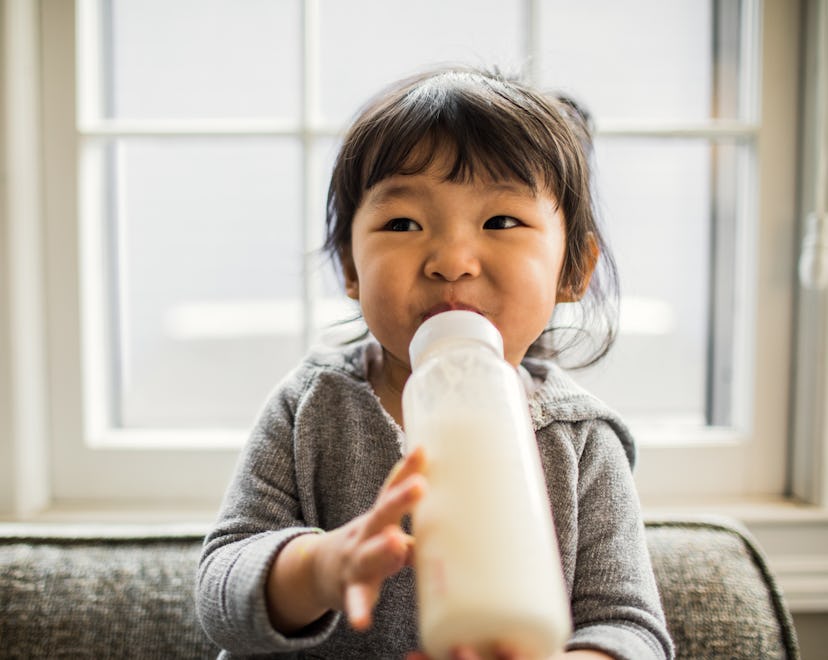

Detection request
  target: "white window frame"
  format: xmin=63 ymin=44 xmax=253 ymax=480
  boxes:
xmin=2 ymin=0 xmax=827 ymax=614
xmin=0 ymin=0 xmax=806 ymax=502
xmin=2 ymin=0 xmax=827 ymax=559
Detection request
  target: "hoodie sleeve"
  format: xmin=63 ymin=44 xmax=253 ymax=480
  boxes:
xmin=195 ymin=381 xmax=341 ymax=655
xmin=565 ymin=419 xmax=674 ymax=660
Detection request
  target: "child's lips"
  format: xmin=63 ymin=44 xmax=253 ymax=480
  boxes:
xmin=421 ymin=302 xmax=483 ymax=322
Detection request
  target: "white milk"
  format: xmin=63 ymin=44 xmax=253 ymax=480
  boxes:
xmin=403 ymin=311 xmax=571 ymax=659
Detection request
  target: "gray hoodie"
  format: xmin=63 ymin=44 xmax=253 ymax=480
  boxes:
xmin=196 ymin=340 xmax=673 ymax=660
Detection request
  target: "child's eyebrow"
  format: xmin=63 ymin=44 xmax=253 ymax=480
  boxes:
xmin=487 ymin=181 xmax=537 ymax=197
xmin=364 ymin=179 xmax=536 ymax=209
xmin=365 ymin=182 xmax=423 ymax=207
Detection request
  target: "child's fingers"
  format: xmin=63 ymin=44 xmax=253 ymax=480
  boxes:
xmin=365 ymin=473 xmax=425 ymax=537
xmin=341 ymin=526 xmax=414 ymax=632
xmin=409 ymin=645 xmax=530 ymax=660
xmin=350 ymin=525 xmax=411 ymax=580
xmin=337 ymin=450 xmax=426 ymax=633
xmin=450 ymin=644 xmax=528 ymax=660
xmin=343 ymin=582 xmax=375 ymax=631
xmin=381 ymin=445 xmax=426 ymax=492
xmin=492 ymin=643 xmax=532 ymax=660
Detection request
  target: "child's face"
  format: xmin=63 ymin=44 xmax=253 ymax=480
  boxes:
xmin=342 ymin=153 xmax=568 ymax=370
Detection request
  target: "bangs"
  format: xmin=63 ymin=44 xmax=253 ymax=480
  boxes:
xmin=357 ymin=76 xmax=569 ymax=197
xmin=365 ymin=127 xmax=538 ymax=191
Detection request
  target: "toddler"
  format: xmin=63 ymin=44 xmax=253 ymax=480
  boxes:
xmin=196 ymin=66 xmax=674 ymax=660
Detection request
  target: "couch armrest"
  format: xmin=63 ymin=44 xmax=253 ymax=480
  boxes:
xmin=645 ymin=517 xmax=800 ymax=660
xmin=0 ymin=531 xmax=218 ymax=659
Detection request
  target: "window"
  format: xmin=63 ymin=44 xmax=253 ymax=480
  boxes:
xmin=19 ymin=0 xmax=802 ymax=505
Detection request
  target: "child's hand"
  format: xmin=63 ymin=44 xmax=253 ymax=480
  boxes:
xmin=312 ymin=445 xmax=427 ymax=630
xmin=406 ymin=649 xmax=604 ymax=660
xmin=406 ymin=645 xmax=563 ymax=660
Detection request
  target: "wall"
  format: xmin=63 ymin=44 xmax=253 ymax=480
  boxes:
xmin=793 ymin=613 xmax=828 ymax=659
xmin=0 ymin=0 xmax=11 ymax=513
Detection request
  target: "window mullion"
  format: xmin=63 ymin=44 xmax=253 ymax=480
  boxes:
xmin=791 ymin=0 xmax=828 ymax=506
xmin=300 ymin=0 xmax=321 ymax=351
xmin=524 ymin=0 xmax=540 ymax=85
xmin=595 ymin=120 xmax=758 ymax=139
xmin=76 ymin=118 xmax=314 ymax=137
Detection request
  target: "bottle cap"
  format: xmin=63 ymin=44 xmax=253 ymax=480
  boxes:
xmin=408 ymin=310 xmax=504 ymax=369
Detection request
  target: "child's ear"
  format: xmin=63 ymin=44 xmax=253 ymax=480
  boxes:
xmin=558 ymin=232 xmax=599 ymax=303
xmin=340 ymin=249 xmax=360 ymax=300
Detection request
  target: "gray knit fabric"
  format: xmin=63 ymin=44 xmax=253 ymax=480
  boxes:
xmin=0 ymin=536 xmax=219 ymax=659
xmin=196 ymin=340 xmax=673 ymax=659
xmin=646 ymin=520 xmax=800 ymax=660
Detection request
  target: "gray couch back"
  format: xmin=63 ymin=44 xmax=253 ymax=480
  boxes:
xmin=0 ymin=519 xmax=799 ymax=659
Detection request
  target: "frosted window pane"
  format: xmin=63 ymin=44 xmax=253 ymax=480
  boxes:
xmin=573 ymin=139 xmax=720 ymax=420
xmin=81 ymin=0 xmax=756 ymax=434
xmin=537 ymin=0 xmax=735 ymax=122
xmin=105 ymin=138 xmax=303 ymax=427
xmin=104 ymin=0 xmax=301 ymax=120
xmin=318 ymin=0 xmax=524 ymax=125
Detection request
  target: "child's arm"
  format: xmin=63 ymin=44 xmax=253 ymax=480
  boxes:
xmin=266 ymin=446 xmax=427 ymax=633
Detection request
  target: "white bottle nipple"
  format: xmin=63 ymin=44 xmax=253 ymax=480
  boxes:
xmin=409 ymin=310 xmax=504 ymax=369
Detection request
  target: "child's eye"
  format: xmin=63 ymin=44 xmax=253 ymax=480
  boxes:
xmin=484 ymin=215 xmax=522 ymax=230
xmin=383 ymin=217 xmax=422 ymax=232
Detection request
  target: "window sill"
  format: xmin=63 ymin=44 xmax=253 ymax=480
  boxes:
xmin=641 ymin=493 xmax=828 ymax=523
xmin=0 ymin=501 xmax=217 ymax=531
xmin=643 ymin=495 xmax=828 ymax=613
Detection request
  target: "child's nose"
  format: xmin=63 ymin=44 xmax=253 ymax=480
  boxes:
xmin=424 ymin=238 xmax=481 ymax=282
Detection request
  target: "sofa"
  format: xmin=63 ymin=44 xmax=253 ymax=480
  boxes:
xmin=0 ymin=517 xmax=799 ymax=659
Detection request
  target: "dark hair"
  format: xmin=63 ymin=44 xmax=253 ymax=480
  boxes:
xmin=324 ymin=65 xmax=618 ymax=367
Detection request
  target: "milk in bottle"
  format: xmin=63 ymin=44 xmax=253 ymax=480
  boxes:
xmin=402 ymin=310 xmax=571 ymax=659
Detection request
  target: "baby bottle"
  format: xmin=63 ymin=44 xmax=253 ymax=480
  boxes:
xmin=402 ymin=310 xmax=571 ymax=659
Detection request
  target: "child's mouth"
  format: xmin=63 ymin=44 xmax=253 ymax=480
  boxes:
xmin=421 ymin=303 xmax=483 ymax=322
